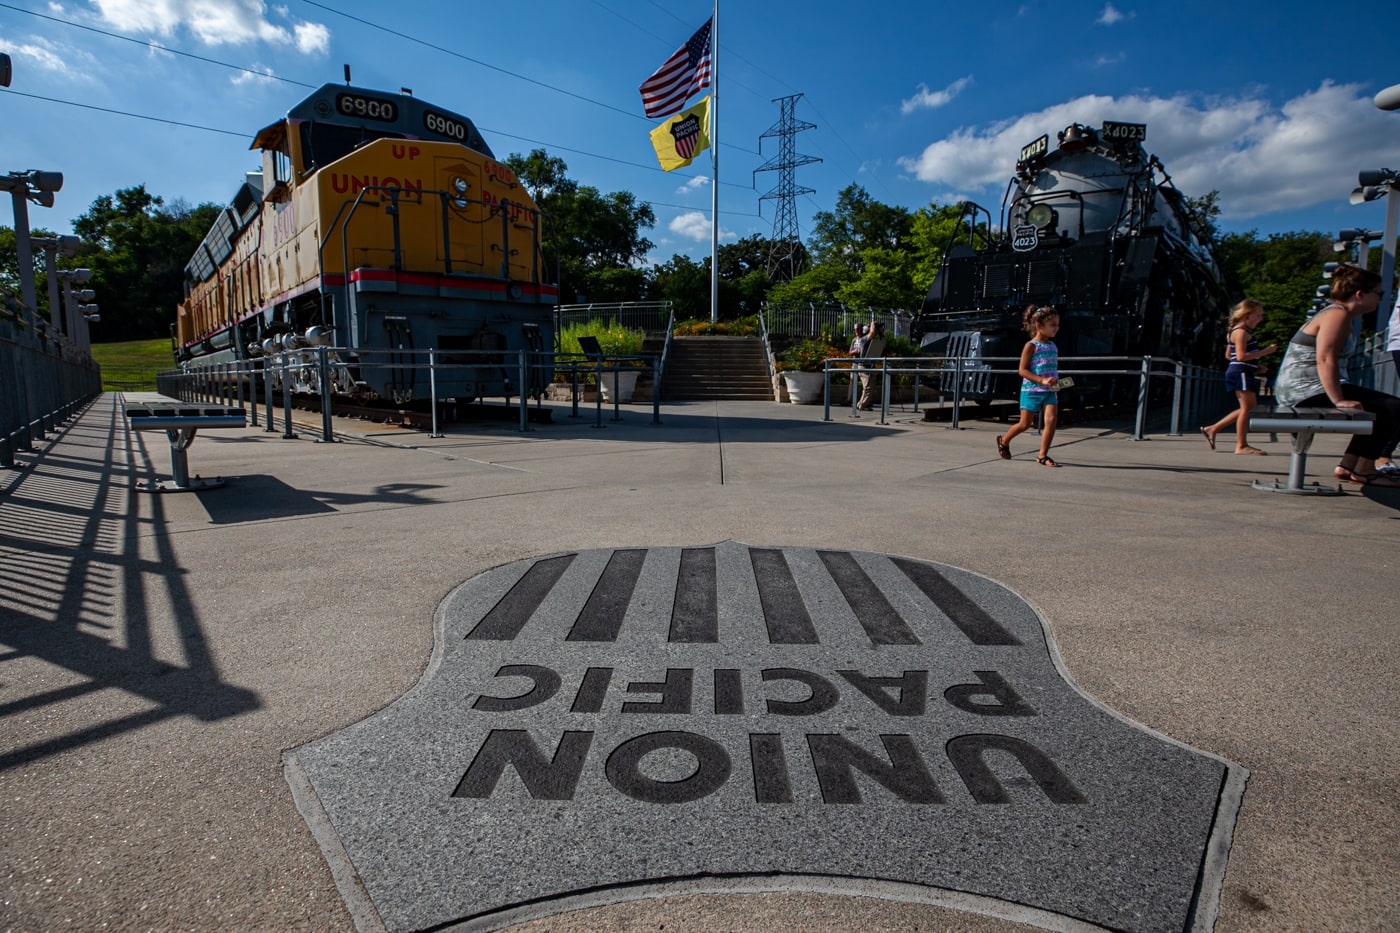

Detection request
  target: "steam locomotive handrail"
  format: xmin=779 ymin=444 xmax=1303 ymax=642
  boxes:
xmin=1009 ymin=190 xmax=1087 ymax=241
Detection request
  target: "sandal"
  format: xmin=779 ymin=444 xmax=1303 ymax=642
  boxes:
xmin=1037 ymin=456 xmax=1060 ymax=467
xmin=1200 ymin=427 xmax=1215 ymax=451
xmin=1234 ymin=446 xmax=1266 ymax=455
xmin=1341 ymin=469 xmax=1400 ymax=488
xmin=995 ymin=436 xmax=1011 ymax=460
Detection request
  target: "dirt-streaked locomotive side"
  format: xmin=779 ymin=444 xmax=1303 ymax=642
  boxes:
xmin=176 ymin=84 xmax=556 ymax=402
xmin=913 ymin=120 xmax=1227 ymax=396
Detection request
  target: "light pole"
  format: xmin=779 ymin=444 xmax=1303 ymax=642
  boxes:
xmin=1350 ymin=170 xmax=1399 ymax=332
xmin=32 ymin=235 xmax=82 ymax=337
xmin=57 ymin=268 xmax=96 ymax=353
xmin=0 ymin=170 xmax=64 ymax=326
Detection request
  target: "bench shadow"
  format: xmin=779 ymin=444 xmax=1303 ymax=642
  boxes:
xmin=194 ymin=477 xmax=446 ymax=524
xmin=0 ymin=398 xmax=261 ymax=773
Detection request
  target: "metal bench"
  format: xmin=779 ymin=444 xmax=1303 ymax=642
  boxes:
xmin=1249 ymin=405 xmax=1375 ymax=495
xmin=121 ymin=392 xmax=246 ymax=492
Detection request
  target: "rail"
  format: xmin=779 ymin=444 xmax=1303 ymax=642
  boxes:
xmin=813 ymin=353 xmax=1227 ymax=438
xmin=1 ymin=301 xmax=102 ymax=470
xmin=167 ymin=344 xmax=663 ymax=440
xmin=760 ymin=302 xmax=913 ymax=339
xmin=556 ymin=301 xmax=674 ymax=335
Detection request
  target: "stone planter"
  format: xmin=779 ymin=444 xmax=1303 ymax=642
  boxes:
xmin=598 ymin=370 xmax=640 ymax=403
xmin=780 ymin=371 xmax=826 ymax=404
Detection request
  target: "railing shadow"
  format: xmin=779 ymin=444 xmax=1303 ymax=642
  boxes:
xmin=0 ymin=397 xmax=260 ymax=772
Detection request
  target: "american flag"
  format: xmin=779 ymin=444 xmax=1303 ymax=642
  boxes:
xmin=638 ymin=19 xmax=713 ymax=119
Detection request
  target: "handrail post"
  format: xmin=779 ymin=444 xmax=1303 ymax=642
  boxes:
xmin=878 ymin=358 xmax=890 ymax=424
xmin=281 ymin=355 xmax=296 ymax=439
xmin=822 ymin=362 xmax=832 ymax=421
xmin=651 ymin=354 xmax=661 ymax=425
xmin=317 ymin=346 xmax=335 ymax=443
xmin=518 ymin=349 xmax=529 ymax=432
xmin=428 ymin=348 xmax=443 ymax=438
xmin=1133 ymin=355 xmax=1151 ymax=441
xmin=264 ymin=357 xmax=277 ymax=433
xmin=1169 ymin=359 xmax=1184 ymax=436
xmin=949 ymin=355 xmax=964 ymax=430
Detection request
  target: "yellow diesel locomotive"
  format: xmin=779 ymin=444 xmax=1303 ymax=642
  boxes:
xmin=176 ymin=83 xmax=557 ymax=403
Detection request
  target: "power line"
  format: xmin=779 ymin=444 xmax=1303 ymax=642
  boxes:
xmin=0 ymin=3 xmax=316 ymax=90
xmin=0 ymin=87 xmax=757 ymax=194
xmin=0 ymin=88 xmax=248 ymax=136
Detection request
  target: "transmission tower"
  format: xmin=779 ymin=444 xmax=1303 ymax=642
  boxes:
xmin=754 ymin=94 xmax=820 ymax=282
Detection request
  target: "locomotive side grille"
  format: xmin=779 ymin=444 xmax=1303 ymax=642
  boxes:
xmin=1026 ymin=260 xmax=1062 ymax=298
xmin=980 ymin=264 xmax=1011 ymax=299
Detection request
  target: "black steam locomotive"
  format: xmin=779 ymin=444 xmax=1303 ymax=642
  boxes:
xmin=912 ymin=120 xmax=1227 ymax=397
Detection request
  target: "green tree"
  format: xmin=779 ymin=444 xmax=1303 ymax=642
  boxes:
xmin=907 ymin=201 xmax=977 ymax=300
xmin=808 ymin=184 xmax=912 ymax=271
xmin=1216 ymin=230 xmax=1330 ymax=348
xmin=834 ymin=247 xmax=919 ymax=310
xmin=1183 ymin=190 xmax=1223 ymax=250
xmin=647 ymin=253 xmax=708 ymax=320
xmin=506 ymin=148 xmax=655 ymax=303
xmin=765 ymin=263 xmax=855 ymax=307
xmin=71 ymin=186 xmax=221 ymax=340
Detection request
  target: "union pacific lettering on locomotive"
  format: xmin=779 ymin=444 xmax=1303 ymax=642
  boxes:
xmin=175 ymin=85 xmax=557 ymax=404
xmin=912 ymin=120 xmax=1227 ymax=398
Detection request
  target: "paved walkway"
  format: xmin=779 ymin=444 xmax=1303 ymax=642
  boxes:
xmin=1 ymin=394 xmax=1396 ymax=931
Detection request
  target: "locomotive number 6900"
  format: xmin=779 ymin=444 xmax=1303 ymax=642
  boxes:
xmin=423 ymin=110 xmax=469 ymax=141
xmin=336 ymin=93 xmax=398 ymax=123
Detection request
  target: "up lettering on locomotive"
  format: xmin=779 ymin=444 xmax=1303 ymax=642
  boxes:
xmin=174 ymin=84 xmax=557 ymax=406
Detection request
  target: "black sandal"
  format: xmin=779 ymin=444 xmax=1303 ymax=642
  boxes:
xmin=1037 ymin=456 xmax=1060 ymax=467
xmin=996 ymin=436 xmax=1011 ymax=460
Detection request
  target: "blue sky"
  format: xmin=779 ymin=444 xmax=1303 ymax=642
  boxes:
xmin=2 ymin=0 xmax=1397 ymax=265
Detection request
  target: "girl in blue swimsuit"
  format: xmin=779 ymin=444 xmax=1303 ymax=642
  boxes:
xmin=996 ymin=306 xmax=1063 ymax=467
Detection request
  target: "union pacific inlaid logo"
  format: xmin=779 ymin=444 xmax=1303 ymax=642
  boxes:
xmin=285 ymin=542 xmax=1246 ymax=933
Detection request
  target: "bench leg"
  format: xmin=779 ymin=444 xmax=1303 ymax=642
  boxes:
xmin=135 ymin=428 xmax=228 ymax=493
xmin=1252 ymin=429 xmax=1343 ymax=495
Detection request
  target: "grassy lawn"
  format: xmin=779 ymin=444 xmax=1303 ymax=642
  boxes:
xmin=90 ymin=338 xmax=176 ymax=391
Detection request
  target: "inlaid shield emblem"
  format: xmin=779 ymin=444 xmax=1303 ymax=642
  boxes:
xmin=285 ymin=542 xmax=1246 ymax=932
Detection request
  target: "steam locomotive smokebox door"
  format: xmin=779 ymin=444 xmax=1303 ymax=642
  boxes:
xmin=436 ymin=157 xmax=484 ymax=268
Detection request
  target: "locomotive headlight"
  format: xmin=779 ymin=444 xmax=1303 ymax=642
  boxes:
xmin=1027 ymin=203 xmax=1057 ymax=230
xmin=451 ymin=176 xmax=469 ymax=209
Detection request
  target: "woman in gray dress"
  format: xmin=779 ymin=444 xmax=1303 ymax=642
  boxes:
xmin=1273 ymin=264 xmax=1400 ymax=487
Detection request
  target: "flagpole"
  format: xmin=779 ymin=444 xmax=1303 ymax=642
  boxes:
xmin=709 ymin=0 xmax=719 ymax=323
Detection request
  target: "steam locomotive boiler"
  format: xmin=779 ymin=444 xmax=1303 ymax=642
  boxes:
xmin=175 ymin=83 xmax=557 ymax=403
xmin=912 ymin=120 xmax=1227 ymax=398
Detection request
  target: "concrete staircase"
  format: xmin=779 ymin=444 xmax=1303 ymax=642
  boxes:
xmin=661 ymin=337 xmax=773 ymax=401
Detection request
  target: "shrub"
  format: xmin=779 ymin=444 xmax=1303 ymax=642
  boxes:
xmin=776 ymin=337 xmax=850 ymax=373
xmin=556 ymin=319 xmax=646 ymax=382
xmin=672 ymin=314 xmax=759 ymax=337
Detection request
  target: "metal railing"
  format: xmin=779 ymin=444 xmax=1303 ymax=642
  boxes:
xmin=556 ymin=301 xmax=673 ymax=335
xmin=165 ymin=344 xmax=664 ymax=441
xmin=803 ymin=352 xmax=1227 ymax=438
xmin=1 ymin=303 xmax=102 ymax=469
xmin=760 ymin=302 xmax=914 ymax=338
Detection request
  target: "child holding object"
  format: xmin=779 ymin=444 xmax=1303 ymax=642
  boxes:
xmin=996 ymin=306 xmax=1062 ymax=467
xmin=1200 ymin=299 xmax=1277 ymax=455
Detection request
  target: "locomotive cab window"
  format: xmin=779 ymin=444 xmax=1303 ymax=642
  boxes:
xmin=300 ymin=122 xmax=407 ymax=174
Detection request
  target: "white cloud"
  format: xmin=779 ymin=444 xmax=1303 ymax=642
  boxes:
xmin=293 ymin=22 xmax=329 ymax=55
xmin=91 ymin=0 xmax=329 ymax=53
xmin=897 ymin=81 xmax=1394 ymax=221
xmin=901 ymin=76 xmax=973 ymax=115
xmin=677 ymin=176 xmax=709 ymax=194
xmin=5 ymin=39 xmax=75 ymax=76
xmin=230 ymin=65 xmax=279 ymax=87
xmin=1094 ymin=52 xmax=1126 ymax=68
xmin=3 ymin=35 xmax=101 ymax=80
xmin=668 ymin=211 xmax=734 ymax=243
xmin=1097 ymin=3 xmax=1130 ymax=25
